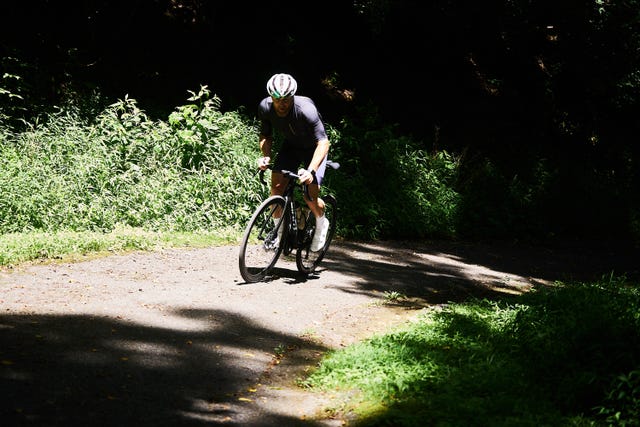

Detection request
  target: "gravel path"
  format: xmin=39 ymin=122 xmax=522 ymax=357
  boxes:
xmin=1 ymin=238 xmax=637 ymax=426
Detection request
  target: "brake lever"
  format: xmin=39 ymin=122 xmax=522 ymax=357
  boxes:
xmin=281 ymin=169 xmax=313 ymax=202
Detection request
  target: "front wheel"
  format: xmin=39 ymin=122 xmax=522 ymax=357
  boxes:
xmin=296 ymin=194 xmax=337 ymax=275
xmin=239 ymin=196 xmax=286 ymax=283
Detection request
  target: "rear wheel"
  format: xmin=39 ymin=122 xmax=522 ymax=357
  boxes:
xmin=239 ymin=196 xmax=286 ymax=283
xmin=296 ymin=194 xmax=337 ymax=275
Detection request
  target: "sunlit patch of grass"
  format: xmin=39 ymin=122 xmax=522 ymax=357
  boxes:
xmin=303 ymin=277 xmax=640 ymax=426
xmin=0 ymin=226 xmax=242 ymax=267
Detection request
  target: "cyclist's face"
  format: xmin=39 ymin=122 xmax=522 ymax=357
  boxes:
xmin=272 ymin=96 xmax=293 ymax=117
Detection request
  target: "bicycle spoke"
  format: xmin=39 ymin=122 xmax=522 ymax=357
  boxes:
xmin=239 ymin=197 xmax=286 ymax=282
xmin=296 ymin=195 xmax=337 ymax=274
xmin=240 ymin=162 xmax=340 ymax=281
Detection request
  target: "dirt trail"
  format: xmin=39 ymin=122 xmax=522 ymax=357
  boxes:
xmin=1 ymin=239 xmax=637 ymax=426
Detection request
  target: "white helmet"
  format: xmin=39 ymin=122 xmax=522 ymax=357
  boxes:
xmin=266 ymin=73 xmax=297 ymax=98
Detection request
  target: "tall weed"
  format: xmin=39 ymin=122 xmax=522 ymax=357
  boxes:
xmin=330 ymin=113 xmax=460 ymax=239
xmin=0 ymin=86 xmax=263 ymax=234
xmin=0 ymin=87 xmax=462 ymax=243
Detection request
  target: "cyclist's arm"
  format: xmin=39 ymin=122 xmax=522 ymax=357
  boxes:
xmin=307 ymin=138 xmax=330 ymax=173
xmin=301 ymin=99 xmax=330 ymax=174
xmin=257 ymin=99 xmax=274 ymax=168
xmin=259 ymin=134 xmax=273 ymax=157
xmin=298 ymin=138 xmax=330 ymax=184
xmin=258 ymin=134 xmax=273 ymax=169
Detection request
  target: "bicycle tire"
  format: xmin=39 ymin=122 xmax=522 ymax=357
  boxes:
xmin=296 ymin=194 xmax=337 ymax=275
xmin=239 ymin=196 xmax=287 ymax=283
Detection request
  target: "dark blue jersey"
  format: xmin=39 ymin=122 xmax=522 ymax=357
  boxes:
xmin=258 ymin=96 xmax=328 ymax=151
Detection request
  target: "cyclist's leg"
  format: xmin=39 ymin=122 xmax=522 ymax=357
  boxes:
xmin=304 ymin=184 xmax=324 ymax=217
xmin=270 ymin=150 xmax=297 ymax=219
xmin=270 ymin=171 xmax=288 ymax=197
xmin=302 ymin=155 xmax=328 ymax=218
xmin=271 ymin=149 xmax=299 ymax=246
xmin=302 ymin=155 xmax=330 ymax=251
xmin=296 ymin=194 xmax=337 ymax=273
xmin=270 ymin=171 xmax=288 ymax=223
xmin=271 ymin=148 xmax=302 ymax=196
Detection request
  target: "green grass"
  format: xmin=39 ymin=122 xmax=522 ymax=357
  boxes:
xmin=0 ymin=226 xmax=242 ymax=267
xmin=302 ymin=277 xmax=640 ymax=426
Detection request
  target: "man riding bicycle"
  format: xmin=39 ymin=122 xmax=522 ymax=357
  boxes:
xmin=256 ymin=73 xmax=331 ymax=251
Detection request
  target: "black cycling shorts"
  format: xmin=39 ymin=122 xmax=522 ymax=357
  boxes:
xmin=273 ymin=147 xmax=327 ymax=186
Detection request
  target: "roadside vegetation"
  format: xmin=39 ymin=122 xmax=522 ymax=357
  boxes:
xmin=304 ymin=276 xmax=640 ymax=426
xmin=0 ymin=87 xmax=259 ymax=265
xmin=1 ymin=89 xmax=638 ymax=425
xmin=0 ymin=87 xmax=459 ymax=265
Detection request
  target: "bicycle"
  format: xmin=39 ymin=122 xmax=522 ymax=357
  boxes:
xmin=238 ymin=161 xmax=340 ymax=283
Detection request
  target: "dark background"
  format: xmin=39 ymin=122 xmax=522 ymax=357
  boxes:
xmin=0 ymin=1 xmax=533 ymax=133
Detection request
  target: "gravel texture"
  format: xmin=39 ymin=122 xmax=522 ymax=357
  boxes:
xmin=1 ymin=238 xmax=637 ymax=426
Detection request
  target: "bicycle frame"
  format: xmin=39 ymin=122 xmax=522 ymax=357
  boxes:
xmin=239 ymin=161 xmax=339 ymax=283
xmin=260 ymin=167 xmax=310 ymax=252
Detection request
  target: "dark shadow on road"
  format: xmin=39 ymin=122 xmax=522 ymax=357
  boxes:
xmin=0 ymin=308 xmax=328 ymax=426
xmin=322 ymin=238 xmax=640 ymax=307
xmin=236 ymin=256 xmax=319 ymax=285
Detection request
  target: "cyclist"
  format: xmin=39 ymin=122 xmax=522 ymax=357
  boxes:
xmin=256 ymin=73 xmax=331 ymax=251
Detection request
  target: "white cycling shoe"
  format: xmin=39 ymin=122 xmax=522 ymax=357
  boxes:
xmin=310 ymin=215 xmax=330 ymax=252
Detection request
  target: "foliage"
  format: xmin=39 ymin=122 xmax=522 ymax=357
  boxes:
xmin=329 ymin=108 xmax=460 ymax=240
xmin=303 ymin=276 xmax=640 ymax=426
xmin=0 ymin=86 xmax=262 ymax=236
xmin=455 ymin=146 xmax=639 ymax=242
xmin=509 ymin=277 xmax=640 ymax=414
xmin=596 ymin=370 xmax=640 ymax=426
xmin=1 ymin=55 xmax=34 ymax=125
xmin=3 ymin=0 xmax=640 ymax=245
xmin=447 ymin=0 xmax=640 ymax=243
xmin=455 ymin=153 xmax=557 ymax=241
xmin=0 ymin=88 xmax=462 ymax=260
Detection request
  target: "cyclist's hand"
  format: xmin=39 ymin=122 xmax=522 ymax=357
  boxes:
xmin=257 ymin=156 xmax=270 ymax=170
xmin=297 ymin=168 xmax=313 ymax=184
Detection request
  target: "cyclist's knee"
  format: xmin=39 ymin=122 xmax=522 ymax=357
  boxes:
xmin=272 ymin=181 xmax=286 ymax=196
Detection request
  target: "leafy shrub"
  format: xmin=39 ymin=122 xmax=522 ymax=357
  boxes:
xmin=0 ymin=86 xmax=263 ymax=234
xmin=304 ymin=276 xmax=640 ymax=426
xmin=509 ymin=276 xmax=640 ymax=415
xmin=1 ymin=86 xmax=462 ymax=241
xmin=329 ymin=111 xmax=460 ymax=240
xmin=596 ymin=369 xmax=640 ymax=426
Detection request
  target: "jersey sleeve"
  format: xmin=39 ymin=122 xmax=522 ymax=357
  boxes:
xmin=301 ymin=100 xmax=328 ymax=143
xmin=258 ymin=98 xmax=272 ymax=137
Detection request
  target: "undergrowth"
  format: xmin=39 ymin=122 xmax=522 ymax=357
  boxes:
xmin=303 ymin=276 xmax=640 ymax=426
xmin=0 ymin=88 xmax=462 ymax=265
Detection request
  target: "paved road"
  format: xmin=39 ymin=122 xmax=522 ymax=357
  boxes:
xmin=1 ymin=239 xmax=637 ymax=426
